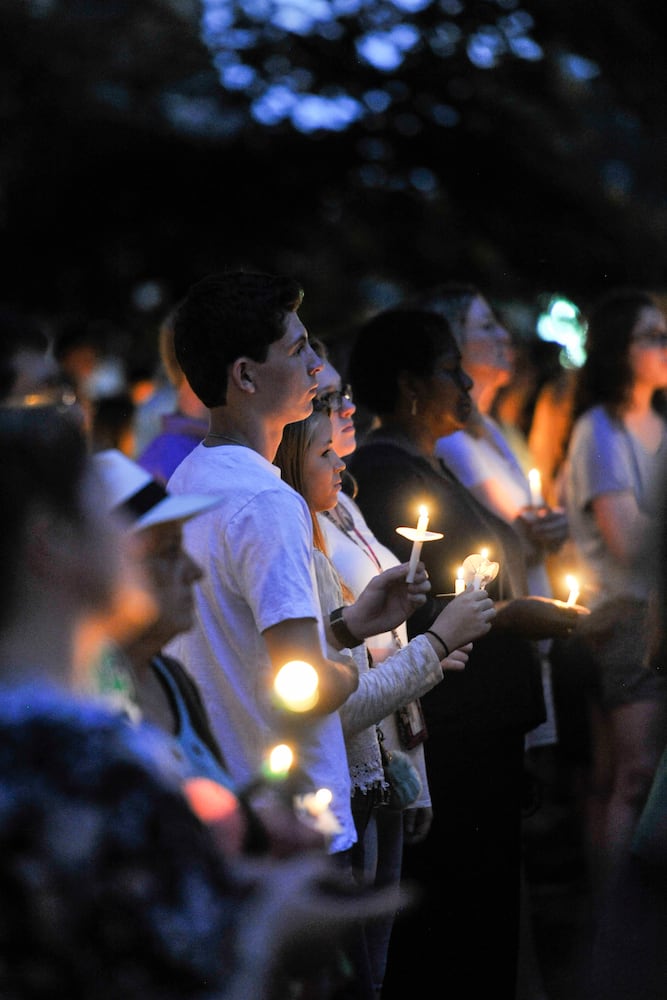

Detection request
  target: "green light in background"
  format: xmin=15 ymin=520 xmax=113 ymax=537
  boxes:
xmin=536 ymin=295 xmax=587 ymax=368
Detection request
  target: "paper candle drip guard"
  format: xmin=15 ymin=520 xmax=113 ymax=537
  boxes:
xmin=461 ymin=551 xmax=500 ymax=590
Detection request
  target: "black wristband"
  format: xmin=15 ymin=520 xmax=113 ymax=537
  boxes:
xmin=329 ymin=606 xmax=364 ymax=649
xmin=425 ymin=629 xmax=450 ymax=658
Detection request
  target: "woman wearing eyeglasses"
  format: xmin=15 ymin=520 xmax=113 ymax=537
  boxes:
xmin=563 ymin=287 xmax=667 ymax=911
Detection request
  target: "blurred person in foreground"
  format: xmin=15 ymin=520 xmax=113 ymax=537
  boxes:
xmin=0 ymin=689 xmax=248 ymax=1000
xmin=0 ymin=405 xmax=242 ymax=998
xmin=0 ymin=405 xmax=121 ymax=692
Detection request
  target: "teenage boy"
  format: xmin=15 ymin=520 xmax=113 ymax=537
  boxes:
xmin=167 ymin=270 xmax=429 ymax=856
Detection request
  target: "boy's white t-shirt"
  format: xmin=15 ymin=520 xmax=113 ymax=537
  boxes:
xmin=167 ymin=443 xmax=355 ymax=853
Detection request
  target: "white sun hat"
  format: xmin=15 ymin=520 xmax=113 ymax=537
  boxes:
xmin=93 ymin=449 xmax=221 ymax=532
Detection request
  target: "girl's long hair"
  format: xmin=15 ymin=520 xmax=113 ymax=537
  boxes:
xmin=275 ymin=406 xmax=355 ymax=603
xmin=275 ymin=406 xmax=331 ymax=556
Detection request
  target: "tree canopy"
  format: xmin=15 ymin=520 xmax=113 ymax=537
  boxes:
xmin=3 ymin=0 xmax=667 ymax=349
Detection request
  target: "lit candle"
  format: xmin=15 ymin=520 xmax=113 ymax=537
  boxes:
xmin=302 ymin=787 xmax=333 ymax=816
xmin=455 ymin=566 xmax=465 ymax=594
xmin=267 ymin=743 xmax=294 ymax=777
xmin=565 ymin=574 xmax=580 ymax=607
xmin=528 ymin=468 xmax=544 ymax=509
xmin=396 ymin=507 xmax=443 ymax=581
xmin=406 ymin=505 xmax=429 ymax=583
xmin=258 ymin=743 xmax=296 ymax=787
xmin=260 ymin=741 xmax=294 ymax=782
xmin=293 ymin=787 xmax=342 ymax=837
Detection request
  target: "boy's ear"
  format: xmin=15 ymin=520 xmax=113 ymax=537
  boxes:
xmin=229 ymin=358 xmax=255 ymax=394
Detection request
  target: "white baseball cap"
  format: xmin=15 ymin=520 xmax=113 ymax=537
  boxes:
xmin=93 ymin=449 xmax=220 ymax=532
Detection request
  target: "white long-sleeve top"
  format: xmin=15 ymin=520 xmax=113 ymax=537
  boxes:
xmin=319 ymin=492 xmax=434 ymax=807
xmin=313 ymin=543 xmax=442 ymax=797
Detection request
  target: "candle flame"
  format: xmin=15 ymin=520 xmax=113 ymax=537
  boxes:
xmin=528 ymin=468 xmax=544 ymax=507
xmin=293 ymin=788 xmax=342 ymax=836
xmin=267 ymin=743 xmax=294 ymax=777
xmin=313 ymin=787 xmax=333 ymax=810
xmin=565 ymin=574 xmax=580 ymax=606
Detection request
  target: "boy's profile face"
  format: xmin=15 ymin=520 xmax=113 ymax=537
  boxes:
xmin=253 ymin=310 xmax=323 ymax=424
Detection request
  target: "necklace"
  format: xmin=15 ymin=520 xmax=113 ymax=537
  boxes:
xmin=324 ymin=504 xmax=382 ymax=570
xmin=206 ymin=431 xmax=248 ymax=447
xmin=323 ymin=504 xmax=404 ymax=651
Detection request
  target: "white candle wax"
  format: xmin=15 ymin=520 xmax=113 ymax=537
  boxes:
xmin=455 ymin=566 xmax=465 ymax=594
xmin=528 ymin=468 xmax=544 ymax=508
xmin=406 ymin=506 xmax=429 ymax=583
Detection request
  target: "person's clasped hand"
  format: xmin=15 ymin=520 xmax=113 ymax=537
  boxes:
xmin=493 ymin=594 xmax=588 ymax=640
xmin=519 ymin=506 xmax=569 ymax=554
xmin=343 ymin=561 xmax=431 ymax=640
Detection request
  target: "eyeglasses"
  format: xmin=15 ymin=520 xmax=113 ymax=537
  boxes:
xmin=317 ymin=384 xmax=353 ymax=412
xmin=311 ymin=397 xmax=332 ymax=415
xmin=632 ymin=331 xmax=667 ymax=349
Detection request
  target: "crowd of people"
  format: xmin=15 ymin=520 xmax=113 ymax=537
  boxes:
xmin=1 ymin=271 xmax=667 ymax=999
